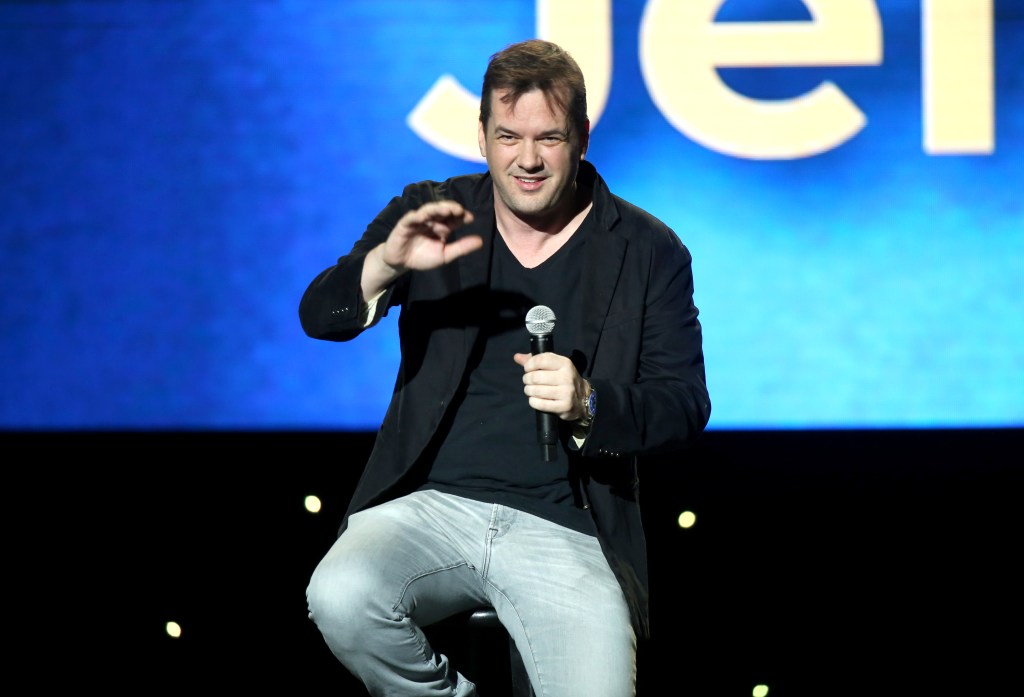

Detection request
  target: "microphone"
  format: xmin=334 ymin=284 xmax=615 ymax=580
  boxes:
xmin=525 ymin=305 xmax=558 ymax=462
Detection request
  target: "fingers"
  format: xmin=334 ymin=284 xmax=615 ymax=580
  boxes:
xmin=405 ymin=200 xmax=474 ymax=235
xmin=516 ymin=351 xmax=571 ymax=374
xmin=384 ymin=200 xmax=480 ymax=271
xmin=516 ymin=352 xmax=580 ymax=419
xmin=442 ymin=235 xmax=484 ymax=263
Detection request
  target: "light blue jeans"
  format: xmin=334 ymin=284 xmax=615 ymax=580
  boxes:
xmin=306 ymin=489 xmax=636 ymax=696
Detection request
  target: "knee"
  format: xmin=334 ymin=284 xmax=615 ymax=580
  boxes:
xmin=306 ymin=561 xmax=387 ymax=649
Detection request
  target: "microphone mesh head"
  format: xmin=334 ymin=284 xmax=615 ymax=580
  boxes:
xmin=525 ymin=305 xmax=556 ymax=335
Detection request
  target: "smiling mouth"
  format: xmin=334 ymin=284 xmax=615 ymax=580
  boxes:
xmin=515 ymin=176 xmax=545 ymax=189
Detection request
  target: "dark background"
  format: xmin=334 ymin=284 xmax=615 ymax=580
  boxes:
xmin=14 ymin=426 xmax=1019 ymax=695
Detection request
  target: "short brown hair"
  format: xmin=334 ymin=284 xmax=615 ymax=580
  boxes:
xmin=479 ymin=39 xmax=588 ymax=140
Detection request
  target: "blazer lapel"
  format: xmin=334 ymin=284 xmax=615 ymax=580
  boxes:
xmin=579 ymin=225 xmax=627 ymax=373
xmin=454 ymin=207 xmax=495 ymax=365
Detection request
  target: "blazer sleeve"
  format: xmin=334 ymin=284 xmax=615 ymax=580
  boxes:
xmin=581 ymin=230 xmax=711 ymax=458
xmin=298 ymin=183 xmax=436 ymax=341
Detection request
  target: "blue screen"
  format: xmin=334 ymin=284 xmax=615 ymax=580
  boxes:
xmin=1 ymin=0 xmax=1021 ymax=430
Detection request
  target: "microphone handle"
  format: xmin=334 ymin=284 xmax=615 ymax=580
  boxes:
xmin=530 ymin=333 xmax=558 ymax=462
xmin=530 ymin=334 xmax=553 ymax=355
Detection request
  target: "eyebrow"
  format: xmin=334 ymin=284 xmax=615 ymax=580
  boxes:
xmin=493 ymin=125 xmax=568 ymax=138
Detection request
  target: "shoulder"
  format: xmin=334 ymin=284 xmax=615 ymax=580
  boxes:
xmin=586 ymin=161 xmax=682 ymax=244
xmin=398 ymin=170 xmax=492 ymax=207
xmin=596 ymin=186 xmax=689 ymax=260
xmin=610 ymin=194 xmax=674 ymax=235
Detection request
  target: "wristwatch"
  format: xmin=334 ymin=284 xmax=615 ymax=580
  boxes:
xmin=578 ymin=380 xmax=597 ymax=429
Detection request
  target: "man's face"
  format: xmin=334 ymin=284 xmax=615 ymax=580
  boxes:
xmin=478 ymin=88 xmax=588 ymax=228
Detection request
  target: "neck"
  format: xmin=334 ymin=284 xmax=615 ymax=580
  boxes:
xmin=499 ymin=179 xmax=592 ymax=231
xmin=496 ymin=187 xmax=593 ymax=269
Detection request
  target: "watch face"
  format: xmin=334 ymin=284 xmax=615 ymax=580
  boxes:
xmin=587 ymin=390 xmax=597 ymax=417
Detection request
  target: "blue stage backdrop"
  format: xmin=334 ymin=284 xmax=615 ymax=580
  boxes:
xmin=1 ymin=1 xmax=1021 ymax=431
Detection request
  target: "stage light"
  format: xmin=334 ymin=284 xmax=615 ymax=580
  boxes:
xmin=752 ymin=684 xmax=769 ymax=697
xmin=165 ymin=621 xmax=182 ymax=639
xmin=304 ymin=495 xmax=322 ymax=514
xmin=677 ymin=510 xmax=697 ymax=529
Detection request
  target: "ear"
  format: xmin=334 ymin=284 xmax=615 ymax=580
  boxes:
xmin=478 ymin=120 xmax=487 ymax=158
xmin=579 ymin=119 xmax=591 ymax=159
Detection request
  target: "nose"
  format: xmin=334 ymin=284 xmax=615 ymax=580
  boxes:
xmin=516 ymin=140 xmax=543 ymax=172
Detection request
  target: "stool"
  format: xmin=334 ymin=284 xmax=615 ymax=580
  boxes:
xmin=427 ymin=606 xmax=535 ymax=697
xmin=465 ymin=607 xmax=534 ymax=697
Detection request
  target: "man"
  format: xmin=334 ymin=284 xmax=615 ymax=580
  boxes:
xmin=301 ymin=39 xmax=710 ymax=696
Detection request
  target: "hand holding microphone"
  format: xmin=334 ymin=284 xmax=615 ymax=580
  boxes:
xmin=524 ymin=306 xmax=559 ymax=462
xmin=516 ymin=305 xmax=596 ymax=462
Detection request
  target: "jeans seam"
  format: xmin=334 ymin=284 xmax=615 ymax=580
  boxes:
xmin=391 ymin=561 xmax=474 ymax=614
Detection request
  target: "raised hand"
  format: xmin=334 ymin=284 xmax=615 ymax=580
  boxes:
xmin=381 ymin=200 xmax=481 ymax=272
xmin=362 ymin=200 xmax=483 ymax=299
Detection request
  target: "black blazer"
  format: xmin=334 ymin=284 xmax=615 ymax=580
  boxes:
xmin=299 ymin=161 xmax=711 ymax=638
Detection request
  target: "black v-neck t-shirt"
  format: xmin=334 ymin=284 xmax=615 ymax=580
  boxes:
xmin=420 ymin=215 xmax=595 ymax=535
